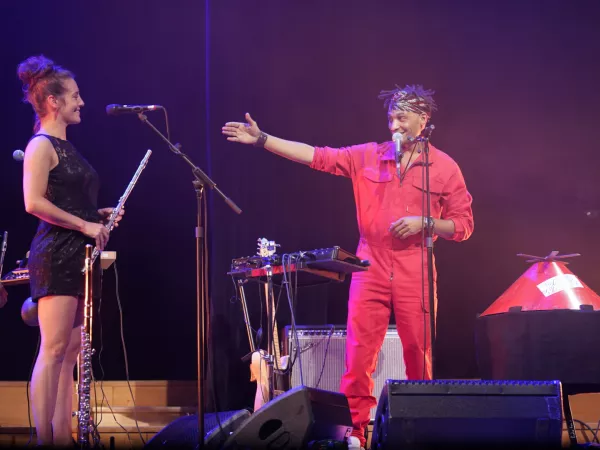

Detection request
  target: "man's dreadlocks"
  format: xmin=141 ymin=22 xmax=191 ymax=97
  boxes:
xmin=378 ymin=84 xmax=438 ymax=117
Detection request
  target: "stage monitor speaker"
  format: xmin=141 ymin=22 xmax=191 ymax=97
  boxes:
xmin=144 ymin=409 xmax=251 ymax=449
xmin=283 ymin=325 xmax=406 ymax=420
xmin=224 ymin=385 xmax=352 ymax=450
xmin=371 ymin=379 xmax=563 ymax=449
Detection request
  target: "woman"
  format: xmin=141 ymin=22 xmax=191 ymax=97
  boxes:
xmin=18 ymin=55 xmax=122 ymax=446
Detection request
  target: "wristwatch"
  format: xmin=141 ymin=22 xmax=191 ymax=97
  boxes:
xmin=424 ymin=216 xmax=435 ymax=231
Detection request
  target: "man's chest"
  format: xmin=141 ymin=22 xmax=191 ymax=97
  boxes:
xmin=355 ymin=162 xmax=446 ymax=215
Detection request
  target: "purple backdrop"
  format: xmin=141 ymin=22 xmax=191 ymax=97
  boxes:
xmin=1 ymin=0 xmax=599 ymax=412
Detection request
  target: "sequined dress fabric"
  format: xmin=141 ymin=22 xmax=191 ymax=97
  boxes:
xmin=27 ymin=134 xmax=102 ymax=301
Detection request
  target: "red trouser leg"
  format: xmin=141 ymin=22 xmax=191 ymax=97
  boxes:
xmin=340 ymin=244 xmax=437 ymax=447
xmin=392 ymin=247 xmax=437 ymax=380
xmin=340 ymin=243 xmax=391 ymax=447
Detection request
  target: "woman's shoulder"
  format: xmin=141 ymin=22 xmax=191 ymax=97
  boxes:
xmin=24 ymin=134 xmax=63 ymax=168
xmin=25 ymin=134 xmax=56 ymax=153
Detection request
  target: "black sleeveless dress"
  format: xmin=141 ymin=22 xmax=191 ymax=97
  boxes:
xmin=27 ymin=134 xmax=103 ymax=302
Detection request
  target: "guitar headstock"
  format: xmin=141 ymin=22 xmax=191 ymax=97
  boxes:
xmin=257 ymin=238 xmax=279 ymax=258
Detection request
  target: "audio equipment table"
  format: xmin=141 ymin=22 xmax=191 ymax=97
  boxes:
xmin=228 ymin=240 xmax=370 ymax=406
xmin=228 ymin=245 xmax=369 ymax=285
xmin=1 ymin=251 xmax=117 ymax=286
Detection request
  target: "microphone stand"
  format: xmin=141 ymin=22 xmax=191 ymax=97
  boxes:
xmin=420 ymin=125 xmax=436 ymax=379
xmin=136 ymin=113 xmax=242 ymax=449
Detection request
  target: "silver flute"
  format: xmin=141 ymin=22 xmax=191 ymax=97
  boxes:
xmin=75 ymin=244 xmax=99 ymax=448
xmin=83 ymin=149 xmax=152 ymax=272
xmin=75 ymin=150 xmax=152 ymax=446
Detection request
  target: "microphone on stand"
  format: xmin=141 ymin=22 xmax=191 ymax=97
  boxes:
xmin=13 ymin=150 xmax=24 ymax=162
xmin=406 ymin=125 xmax=436 ymax=153
xmin=417 ymin=124 xmax=435 ymax=141
xmin=392 ymin=132 xmax=403 ymax=179
xmin=105 ymin=104 xmax=163 ymax=116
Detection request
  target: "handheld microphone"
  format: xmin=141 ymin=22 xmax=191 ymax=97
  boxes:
xmin=12 ymin=150 xmax=24 ymax=162
xmin=392 ymin=132 xmax=403 ymax=178
xmin=105 ymin=104 xmax=163 ymax=116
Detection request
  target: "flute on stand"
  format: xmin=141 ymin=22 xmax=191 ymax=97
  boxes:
xmin=75 ymin=244 xmax=100 ymax=448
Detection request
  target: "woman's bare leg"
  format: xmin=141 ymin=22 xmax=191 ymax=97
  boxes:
xmin=51 ymin=317 xmax=83 ymax=445
xmin=30 ymin=295 xmax=79 ymax=445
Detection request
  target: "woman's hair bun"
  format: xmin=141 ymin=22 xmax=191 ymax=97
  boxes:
xmin=17 ymin=55 xmax=56 ymax=90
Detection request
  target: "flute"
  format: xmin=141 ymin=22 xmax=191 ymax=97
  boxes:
xmin=83 ymin=149 xmax=152 ymax=272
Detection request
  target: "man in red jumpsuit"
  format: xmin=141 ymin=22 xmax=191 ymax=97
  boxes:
xmin=222 ymin=84 xmax=474 ymax=449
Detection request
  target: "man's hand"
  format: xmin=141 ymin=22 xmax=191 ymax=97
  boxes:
xmin=222 ymin=113 xmax=261 ymax=145
xmin=0 ymin=282 xmax=7 ymax=309
xmin=389 ymin=216 xmax=425 ymax=239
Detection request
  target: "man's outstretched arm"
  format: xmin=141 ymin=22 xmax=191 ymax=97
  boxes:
xmin=222 ymin=113 xmax=315 ymax=165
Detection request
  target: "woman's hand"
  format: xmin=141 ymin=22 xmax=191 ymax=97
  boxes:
xmin=98 ymin=207 xmax=125 ymax=228
xmin=81 ymin=221 xmax=110 ymax=251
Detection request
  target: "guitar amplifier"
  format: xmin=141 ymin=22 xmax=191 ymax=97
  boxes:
xmin=282 ymin=325 xmax=406 ymax=420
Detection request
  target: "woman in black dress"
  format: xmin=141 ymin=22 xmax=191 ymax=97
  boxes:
xmin=18 ymin=55 xmax=122 ymax=446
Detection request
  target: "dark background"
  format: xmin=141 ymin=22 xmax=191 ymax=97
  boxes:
xmin=1 ymin=0 xmax=599 ymax=412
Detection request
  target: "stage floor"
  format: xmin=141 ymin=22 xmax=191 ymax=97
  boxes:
xmin=0 ymin=380 xmax=598 ymax=448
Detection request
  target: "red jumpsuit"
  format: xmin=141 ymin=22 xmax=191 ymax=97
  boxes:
xmin=310 ymin=141 xmax=474 ymax=446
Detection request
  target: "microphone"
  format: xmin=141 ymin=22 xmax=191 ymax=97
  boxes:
xmin=105 ymin=104 xmax=163 ymax=116
xmin=13 ymin=150 xmax=24 ymax=162
xmin=392 ymin=132 xmax=403 ymax=178
xmin=419 ymin=124 xmax=435 ymax=140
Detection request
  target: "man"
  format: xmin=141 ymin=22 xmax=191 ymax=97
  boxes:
xmin=222 ymin=85 xmax=474 ymax=449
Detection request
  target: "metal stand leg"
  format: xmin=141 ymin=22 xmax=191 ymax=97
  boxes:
xmin=563 ymin=393 xmax=578 ymax=447
xmin=263 ymin=266 xmax=275 ymax=403
xmin=237 ymin=279 xmax=255 ymax=354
